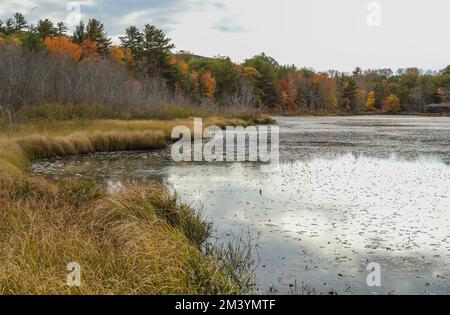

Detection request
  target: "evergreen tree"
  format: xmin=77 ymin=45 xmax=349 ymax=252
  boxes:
xmin=1 ymin=18 xmax=15 ymax=35
xmin=120 ymin=26 xmax=144 ymax=57
xmin=36 ymin=19 xmax=57 ymax=39
xmin=13 ymin=13 xmax=28 ymax=31
xmin=56 ymin=22 xmax=68 ymax=37
xmin=208 ymin=57 xmax=240 ymax=99
xmin=72 ymin=21 xmax=85 ymax=44
xmin=339 ymin=76 xmax=358 ymax=112
xmin=85 ymin=19 xmax=111 ymax=56
xmin=21 ymin=32 xmax=44 ymax=51
xmin=140 ymin=24 xmax=175 ymax=77
xmin=243 ymin=53 xmax=279 ymax=107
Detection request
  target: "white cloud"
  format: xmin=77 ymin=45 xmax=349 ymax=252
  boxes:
xmin=1 ymin=0 xmax=449 ymax=71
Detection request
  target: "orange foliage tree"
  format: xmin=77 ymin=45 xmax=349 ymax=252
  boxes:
xmin=279 ymin=77 xmax=298 ymax=110
xmin=313 ymin=72 xmax=338 ymax=111
xmin=110 ymin=46 xmax=133 ymax=64
xmin=200 ymin=72 xmax=216 ymax=99
xmin=81 ymin=39 xmax=100 ymax=60
xmin=44 ymin=37 xmax=82 ymax=61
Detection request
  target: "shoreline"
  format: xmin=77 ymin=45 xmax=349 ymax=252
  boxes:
xmin=266 ymin=111 xmax=450 ymax=118
xmin=0 ymin=117 xmax=263 ymax=294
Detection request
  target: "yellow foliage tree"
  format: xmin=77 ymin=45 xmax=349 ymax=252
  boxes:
xmin=44 ymin=37 xmax=82 ymax=61
xmin=382 ymin=94 xmax=401 ymax=113
xmin=366 ymin=91 xmax=376 ymax=111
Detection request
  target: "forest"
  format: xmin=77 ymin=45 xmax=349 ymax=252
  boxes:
xmin=1 ymin=12 xmax=450 ymax=123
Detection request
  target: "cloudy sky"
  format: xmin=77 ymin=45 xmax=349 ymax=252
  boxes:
xmin=1 ymin=0 xmax=449 ymax=72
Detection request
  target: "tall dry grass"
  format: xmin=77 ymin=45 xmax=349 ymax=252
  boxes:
xmin=0 ymin=117 xmax=261 ymax=294
xmin=16 ymin=130 xmax=167 ymax=160
xmin=0 ymin=177 xmax=240 ymax=294
xmin=5 ymin=117 xmax=260 ymax=160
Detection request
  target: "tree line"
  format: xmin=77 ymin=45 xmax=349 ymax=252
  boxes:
xmin=1 ymin=12 xmax=449 ymax=120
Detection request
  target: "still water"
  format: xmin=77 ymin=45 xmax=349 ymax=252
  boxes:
xmin=32 ymin=116 xmax=450 ymax=295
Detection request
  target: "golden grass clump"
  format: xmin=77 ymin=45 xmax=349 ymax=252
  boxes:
xmin=8 ymin=117 xmax=263 ymax=160
xmin=0 ymin=136 xmax=29 ymax=175
xmin=16 ymin=130 xmax=167 ymax=160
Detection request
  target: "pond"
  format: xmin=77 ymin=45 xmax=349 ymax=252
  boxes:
xmin=32 ymin=116 xmax=450 ymax=295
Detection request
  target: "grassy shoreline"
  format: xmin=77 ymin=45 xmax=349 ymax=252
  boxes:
xmin=0 ymin=116 xmax=268 ymax=294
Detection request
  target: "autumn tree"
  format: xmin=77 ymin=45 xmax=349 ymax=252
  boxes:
xmin=382 ymin=94 xmax=401 ymax=113
xmin=200 ymin=72 xmax=216 ymax=99
xmin=279 ymin=77 xmax=298 ymax=110
xmin=110 ymin=46 xmax=132 ymax=64
xmin=313 ymin=72 xmax=338 ymax=112
xmin=44 ymin=37 xmax=82 ymax=61
xmin=366 ymin=91 xmax=376 ymax=111
xmin=186 ymin=71 xmax=200 ymax=99
xmin=169 ymin=53 xmax=196 ymax=95
xmin=81 ymin=39 xmax=100 ymax=60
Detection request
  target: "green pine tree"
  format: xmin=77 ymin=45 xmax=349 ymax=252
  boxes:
xmin=36 ymin=19 xmax=57 ymax=39
xmin=85 ymin=19 xmax=112 ymax=56
xmin=13 ymin=13 xmax=28 ymax=31
xmin=72 ymin=21 xmax=85 ymax=44
xmin=140 ymin=24 xmax=175 ymax=78
xmin=56 ymin=22 xmax=68 ymax=37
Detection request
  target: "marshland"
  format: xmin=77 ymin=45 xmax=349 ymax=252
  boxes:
xmin=0 ymin=115 xmax=270 ymax=294
xmin=1 ymin=11 xmax=450 ymax=295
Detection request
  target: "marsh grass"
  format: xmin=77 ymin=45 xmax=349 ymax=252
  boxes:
xmin=4 ymin=116 xmax=264 ymax=160
xmin=16 ymin=130 xmax=167 ymax=160
xmin=0 ymin=178 xmax=242 ymax=294
xmin=0 ymin=117 xmax=262 ymax=294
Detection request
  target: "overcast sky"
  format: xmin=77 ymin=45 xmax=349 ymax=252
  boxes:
xmin=1 ymin=0 xmax=449 ymax=72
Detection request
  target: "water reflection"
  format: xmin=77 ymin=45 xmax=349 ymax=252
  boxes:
xmin=32 ymin=116 xmax=450 ymax=294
